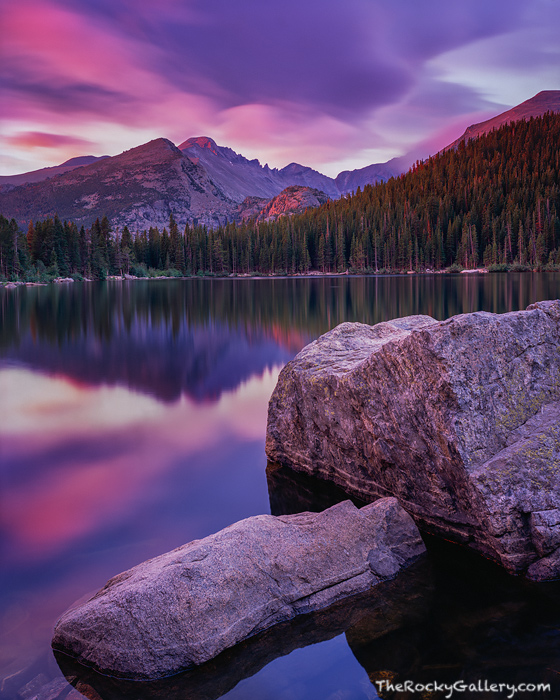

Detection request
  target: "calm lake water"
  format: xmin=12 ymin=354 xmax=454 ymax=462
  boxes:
xmin=1 ymin=273 xmax=560 ymax=700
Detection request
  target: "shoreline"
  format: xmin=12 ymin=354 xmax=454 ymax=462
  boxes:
xmin=3 ymin=267 xmax=560 ymax=288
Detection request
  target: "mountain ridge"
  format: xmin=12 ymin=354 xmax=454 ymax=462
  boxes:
xmin=1 ymin=91 xmax=559 ymax=230
xmin=0 ymin=138 xmax=240 ymax=229
xmin=446 ymin=90 xmax=560 ymax=149
xmin=180 ymin=137 xmax=342 ymax=201
xmin=0 ymin=155 xmax=109 ymax=192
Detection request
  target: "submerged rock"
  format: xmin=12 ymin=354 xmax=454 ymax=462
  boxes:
xmin=266 ymin=300 xmax=560 ymax=580
xmin=55 ymin=557 xmax=433 ymax=700
xmin=52 ymin=498 xmax=424 ymax=680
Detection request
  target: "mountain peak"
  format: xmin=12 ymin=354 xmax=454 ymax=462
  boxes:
xmin=115 ymin=138 xmax=182 ymax=163
xmin=140 ymin=137 xmax=179 ymax=152
xmin=179 ymin=136 xmax=221 ymax=155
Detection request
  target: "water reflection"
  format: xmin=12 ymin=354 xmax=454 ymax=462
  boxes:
xmin=0 ymin=368 xmax=276 ymax=695
xmin=1 ymin=274 xmax=560 ymax=700
xmin=1 ymin=274 xmax=559 ymax=403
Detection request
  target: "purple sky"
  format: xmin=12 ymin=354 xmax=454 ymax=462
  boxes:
xmin=1 ymin=0 xmax=559 ymax=177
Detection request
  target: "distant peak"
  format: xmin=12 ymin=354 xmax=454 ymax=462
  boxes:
xmin=180 ymin=136 xmax=220 ymax=155
xmin=60 ymin=155 xmax=108 ymax=167
xmin=126 ymin=138 xmax=181 ymax=156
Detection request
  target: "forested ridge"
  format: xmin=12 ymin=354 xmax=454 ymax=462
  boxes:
xmin=1 ymin=113 xmax=559 ymax=281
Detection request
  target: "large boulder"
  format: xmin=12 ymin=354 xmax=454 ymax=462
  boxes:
xmin=52 ymin=498 xmax=425 ymax=680
xmin=266 ymin=300 xmax=560 ymax=580
xmin=54 ymin=558 xmax=433 ymax=700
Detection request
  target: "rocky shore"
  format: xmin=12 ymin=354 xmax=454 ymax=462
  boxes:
xmin=52 ymin=498 xmax=425 ymax=680
xmin=266 ymin=300 xmax=560 ymax=580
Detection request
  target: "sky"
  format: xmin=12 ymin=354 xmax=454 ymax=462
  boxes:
xmin=1 ymin=0 xmax=559 ymax=178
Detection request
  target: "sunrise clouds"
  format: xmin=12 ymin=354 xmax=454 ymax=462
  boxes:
xmin=1 ymin=0 xmax=559 ymax=176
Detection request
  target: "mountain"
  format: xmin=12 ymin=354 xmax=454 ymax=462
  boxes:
xmin=335 ymin=156 xmax=406 ymax=195
xmin=1 ymin=91 xmax=558 ymax=230
xmin=0 ymin=137 xmax=397 ymax=230
xmin=0 ymin=139 xmax=242 ymax=229
xmin=0 ymin=155 xmax=109 ymax=192
xmin=180 ymin=136 xmax=341 ymax=200
xmin=0 ymin=138 xmax=347 ymax=230
xmin=447 ymin=90 xmax=560 ymax=149
xmin=0 ymin=135 xmax=396 ymax=229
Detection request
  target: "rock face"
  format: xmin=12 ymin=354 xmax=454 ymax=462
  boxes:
xmin=52 ymin=498 xmax=425 ymax=680
xmin=266 ymin=301 xmax=560 ymax=580
xmin=256 ymin=185 xmax=331 ymax=222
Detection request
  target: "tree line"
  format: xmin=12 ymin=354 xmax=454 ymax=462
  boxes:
xmin=1 ymin=112 xmax=560 ymax=281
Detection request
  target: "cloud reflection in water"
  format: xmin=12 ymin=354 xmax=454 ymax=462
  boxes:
xmin=0 ymin=366 xmax=279 ymax=679
xmin=1 ymin=366 xmax=280 ymax=563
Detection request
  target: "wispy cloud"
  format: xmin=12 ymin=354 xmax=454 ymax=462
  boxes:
xmin=1 ymin=0 xmax=557 ymax=175
xmin=5 ymin=130 xmax=94 ymax=150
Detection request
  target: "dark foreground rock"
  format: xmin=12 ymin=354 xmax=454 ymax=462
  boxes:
xmin=266 ymin=300 xmax=560 ymax=580
xmin=52 ymin=498 xmax=424 ymax=680
xmin=54 ymin=538 xmax=560 ymax=700
xmin=54 ymin=558 xmax=433 ymax=700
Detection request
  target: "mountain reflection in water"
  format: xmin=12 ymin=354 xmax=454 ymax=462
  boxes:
xmin=1 ymin=274 xmax=560 ymax=700
xmin=3 ymin=273 xmax=560 ymax=403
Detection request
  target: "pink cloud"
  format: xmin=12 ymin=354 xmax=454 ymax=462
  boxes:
xmin=215 ymin=102 xmax=369 ymax=175
xmin=1 ymin=0 xmax=555 ymax=177
xmin=6 ymin=131 xmax=93 ymax=150
xmin=3 ymin=1 xmax=134 ymax=88
xmin=1 ymin=0 xmax=193 ymax=126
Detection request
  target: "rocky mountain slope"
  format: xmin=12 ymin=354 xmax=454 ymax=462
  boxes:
xmin=447 ymin=90 xmax=560 ymax=149
xmin=0 ymin=139 xmax=335 ymax=231
xmin=256 ymin=186 xmax=331 ymax=222
xmin=0 ymin=155 xmax=108 ymax=192
xmin=0 ymin=139 xmax=241 ymax=229
xmin=180 ymin=136 xmax=341 ymax=200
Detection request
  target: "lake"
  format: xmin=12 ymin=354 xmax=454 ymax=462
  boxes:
xmin=1 ymin=273 xmax=560 ymax=700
